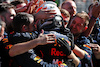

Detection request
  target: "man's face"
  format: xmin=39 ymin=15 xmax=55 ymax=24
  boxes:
xmin=4 ymin=8 xmax=16 ymax=27
xmin=69 ymin=17 xmax=85 ymax=35
xmin=62 ymin=1 xmax=77 ymax=18
xmin=28 ymin=17 xmax=34 ymax=32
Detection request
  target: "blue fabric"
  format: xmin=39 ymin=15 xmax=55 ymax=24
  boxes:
xmin=75 ymin=36 xmax=93 ymax=67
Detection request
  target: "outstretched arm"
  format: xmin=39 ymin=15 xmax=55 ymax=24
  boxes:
xmin=9 ymin=31 xmax=56 ymax=57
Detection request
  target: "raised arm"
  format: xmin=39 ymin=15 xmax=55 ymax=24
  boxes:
xmin=82 ymin=3 xmax=100 ymax=37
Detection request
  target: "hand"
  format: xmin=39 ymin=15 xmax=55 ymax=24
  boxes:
xmin=35 ymin=7 xmax=56 ymax=20
xmin=38 ymin=29 xmax=56 ymax=45
xmin=90 ymin=43 xmax=100 ymax=54
xmin=15 ymin=0 xmax=38 ymax=14
xmin=92 ymin=2 xmax=100 ymax=18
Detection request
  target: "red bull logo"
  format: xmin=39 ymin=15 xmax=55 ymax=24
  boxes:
xmin=51 ymin=48 xmax=66 ymax=56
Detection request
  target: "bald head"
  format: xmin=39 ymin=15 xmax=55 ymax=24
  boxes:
xmin=61 ymin=1 xmax=77 ymax=18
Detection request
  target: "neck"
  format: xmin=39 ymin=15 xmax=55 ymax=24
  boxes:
xmin=74 ymin=34 xmax=81 ymax=40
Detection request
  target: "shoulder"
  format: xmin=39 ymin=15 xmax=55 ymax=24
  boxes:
xmin=8 ymin=32 xmax=33 ymax=44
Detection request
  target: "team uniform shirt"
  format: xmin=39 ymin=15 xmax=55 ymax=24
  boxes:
xmin=34 ymin=31 xmax=74 ymax=67
xmin=8 ymin=32 xmax=42 ymax=67
xmin=0 ymin=32 xmax=13 ymax=67
xmin=74 ymin=36 xmax=93 ymax=67
xmin=92 ymin=54 xmax=100 ymax=67
xmin=8 ymin=31 xmax=75 ymax=67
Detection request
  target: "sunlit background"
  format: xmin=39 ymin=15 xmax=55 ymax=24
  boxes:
xmin=0 ymin=0 xmax=99 ymax=13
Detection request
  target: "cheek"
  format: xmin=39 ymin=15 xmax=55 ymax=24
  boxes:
xmin=77 ymin=27 xmax=83 ymax=33
xmin=69 ymin=24 xmax=73 ymax=29
xmin=30 ymin=27 xmax=34 ymax=31
xmin=76 ymin=26 xmax=80 ymax=31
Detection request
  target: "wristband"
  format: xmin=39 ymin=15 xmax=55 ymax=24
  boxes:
xmin=91 ymin=16 xmax=97 ymax=19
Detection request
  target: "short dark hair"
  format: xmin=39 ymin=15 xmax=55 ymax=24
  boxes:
xmin=75 ymin=11 xmax=89 ymax=26
xmin=10 ymin=0 xmax=24 ymax=6
xmin=12 ymin=12 xmax=34 ymax=32
xmin=0 ymin=3 xmax=14 ymax=14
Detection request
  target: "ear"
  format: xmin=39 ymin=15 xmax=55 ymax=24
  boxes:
xmin=22 ymin=25 xmax=28 ymax=32
xmin=84 ymin=26 xmax=88 ymax=31
xmin=0 ymin=16 xmax=5 ymax=22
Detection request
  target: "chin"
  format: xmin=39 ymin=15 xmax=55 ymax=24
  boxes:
xmin=71 ymin=31 xmax=77 ymax=34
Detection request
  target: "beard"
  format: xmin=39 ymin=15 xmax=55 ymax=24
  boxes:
xmin=5 ymin=24 xmax=13 ymax=33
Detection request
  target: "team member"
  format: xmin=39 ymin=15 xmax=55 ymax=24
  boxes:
xmin=35 ymin=2 xmax=81 ymax=67
xmin=0 ymin=19 xmax=6 ymax=67
xmin=69 ymin=12 xmax=93 ymax=67
xmin=8 ymin=12 xmax=56 ymax=67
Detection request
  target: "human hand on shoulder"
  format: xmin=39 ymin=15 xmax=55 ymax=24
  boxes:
xmin=34 ymin=7 xmax=56 ymax=20
xmin=37 ymin=29 xmax=56 ymax=45
xmin=15 ymin=0 xmax=39 ymax=14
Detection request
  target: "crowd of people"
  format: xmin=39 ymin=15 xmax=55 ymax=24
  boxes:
xmin=0 ymin=0 xmax=100 ymax=67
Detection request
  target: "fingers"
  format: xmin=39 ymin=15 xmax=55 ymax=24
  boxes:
xmin=47 ymin=36 xmax=55 ymax=41
xmin=41 ymin=29 xmax=44 ymax=34
xmin=41 ymin=7 xmax=56 ymax=13
xmin=26 ymin=1 xmax=37 ymax=13
xmin=15 ymin=2 xmax=31 ymax=13
xmin=92 ymin=2 xmax=100 ymax=17
xmin=15 ymin=7 xmax=27 ymax=13
xmin=26 ymin=5 xmax=32 ymax=13
xmin=38 ymin=33 xmax=56 ymax=45
xmin=46 ymin=34 xmax=56 ymax=43
xmin=46 ymin=34 xmax=55 ymax=43
xmin=38 ymin=29 xmax=44 ymax=37
xmin=45 ymin=10 xmax=56 ymax=18
xmin=47 ymin=41 xmax=55 ymax=44
xmin=92 ymin=47 xmax=98 ymax=51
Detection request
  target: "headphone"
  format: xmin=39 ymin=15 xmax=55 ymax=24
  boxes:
xmin=84 ymin=26 xmax=88 ymax=31
xmin=25 ymin=27 xmax=27 ymax=30
xmin=0 ymin=25 xmax=2 ymax=32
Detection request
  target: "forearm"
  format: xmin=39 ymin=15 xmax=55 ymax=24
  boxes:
xmin=9 ymin=38 xmax=40 ymax=57
xmin=9 ymin=33 xmax=55 ymax=57
xmin=67 ymin=51 xmax=80 ymax=67
xmin=82 ymin=16 xmax=96 ymax=37
xmin=73 ymin=45 xmax=85 ymax=59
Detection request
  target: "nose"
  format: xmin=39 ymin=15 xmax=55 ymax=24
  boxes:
xmin=10 ymin=16 xmax=14 ymax=20
xmin=72 ymin=7 xmax=76 ymax=16
xmin=72 ymin=24 xmax=76 ymax=28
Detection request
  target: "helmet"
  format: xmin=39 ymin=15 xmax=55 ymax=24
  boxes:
xmin=40 ymin=1 xmax=61 ymax=15
xmin=38 ymin=1 xmax=64 ymax=30
xmin=40 ymin=15 xmax=64 ymax=30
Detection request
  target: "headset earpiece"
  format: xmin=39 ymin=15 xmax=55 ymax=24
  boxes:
xmin=0 ymin=25 xmax=2 ymax=32
xmin=25 ymin=27 xmax=27 ymax=30
xmin=84 ymin=26 xmax=88 ymax=31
